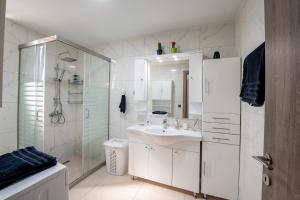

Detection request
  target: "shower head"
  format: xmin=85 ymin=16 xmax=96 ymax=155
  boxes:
xmin=57 ymin=52 xmax=77 ymax=62
xmin=61 ymin=57 xmax=77 ymax=62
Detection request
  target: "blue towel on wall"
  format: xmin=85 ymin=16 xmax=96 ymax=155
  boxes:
xmin=240 ymin=42 xmax=265 ymax=106
xmin=0 ymin=146 xmax=57 ymax=190
xmin=119 ymin=95 xmax=126 ymax=113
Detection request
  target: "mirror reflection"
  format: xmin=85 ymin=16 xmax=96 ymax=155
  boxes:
xmin=148 ymin=60 xmax=189 ymax=118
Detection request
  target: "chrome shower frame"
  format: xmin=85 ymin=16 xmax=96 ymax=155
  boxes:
xmin=17 ymin=35 xmax=112 ymax=187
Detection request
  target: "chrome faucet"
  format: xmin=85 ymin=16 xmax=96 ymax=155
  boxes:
xmin=163 ymin=118 xmax=168 ymax=129
xmin=193 ymin=119 xmax=200 ymax=130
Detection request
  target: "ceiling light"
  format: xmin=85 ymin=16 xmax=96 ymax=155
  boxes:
xmin=171 ymin=69 xmax=177 ymax=72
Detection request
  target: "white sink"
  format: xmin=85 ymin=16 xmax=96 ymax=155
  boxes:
xmin=127 ymin=124 xmax=202 ymax=146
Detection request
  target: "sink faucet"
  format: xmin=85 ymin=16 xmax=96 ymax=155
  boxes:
xmin=163 ymin=118 xmax=168 ymax=129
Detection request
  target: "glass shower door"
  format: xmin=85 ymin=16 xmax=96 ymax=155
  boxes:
xmin=18 ymin=44 xmax=45 ymax=151
xmin=83 ymin=54 xmax=109 ymax=173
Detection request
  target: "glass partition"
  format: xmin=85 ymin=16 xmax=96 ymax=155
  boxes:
xmin=83 ymin=54 xmax=109 ymax=173
xmin=18 ymin=38 xmax=110 ymax=185
xmin=18 ymin=44 xmax=45 ymax=151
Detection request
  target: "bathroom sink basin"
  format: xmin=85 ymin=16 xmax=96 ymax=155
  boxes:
xmin=127 ymin=124 xmax=202 ymax=146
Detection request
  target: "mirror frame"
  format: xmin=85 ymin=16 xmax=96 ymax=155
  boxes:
xmin=145 ymin=53 xmax=190 ymax=118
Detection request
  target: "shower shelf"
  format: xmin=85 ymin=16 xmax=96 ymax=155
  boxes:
xmin=68 ymin=80 xmax=83 ymax=104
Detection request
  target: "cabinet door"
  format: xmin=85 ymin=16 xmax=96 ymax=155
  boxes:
xmin=203 ymin=58 xmax=240 ymax=114
xmin=160 ymin=81 xmax=172 ymax=100
xmin=151 ymin=81 xmax=162 ymax=100
xmin=201 ymin=142 xmax=239 ymax=200
xmin=134 ymin=59 xmax=148 ymax=101
xmin=128 ymin=142 xmax=149 ymax=179
xmin=189 ymin=53 xmax=203 ymax=102
xmin=148 ymin=144 xmax=172 ymax=185
xmin=173 ymin=150 xmax=200 ymax=193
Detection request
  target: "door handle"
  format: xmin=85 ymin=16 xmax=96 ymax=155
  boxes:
xmin=252 ymin=153 xmax=273 ymax=170
xmin=212 ymin=137 xmax=230 ymax=141
xmin=204 ymin=80 xmax=209 ymax=95
xmin=212 ymin=127 xmax=230 ymax=131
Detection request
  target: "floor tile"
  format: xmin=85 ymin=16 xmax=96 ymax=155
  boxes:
xmin=134 ymin=182 xmax=185 ymax=200
xmin=70 ymin=166 xmax=199 ymax=200
xmin=69 ymin=177 xmax=97 ymax=200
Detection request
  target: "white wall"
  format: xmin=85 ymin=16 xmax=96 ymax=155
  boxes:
xmin=235 ymin=0 xmax=265 ymax=200
xmin=0 ymin=19 xmax=41 ymax=155
xmin=95 ymin=21 xmax=237 ymax=139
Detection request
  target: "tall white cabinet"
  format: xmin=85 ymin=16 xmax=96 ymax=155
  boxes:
xmin=134 ymin=58 xmax=148 ymax=101
xmin=201 ymin=57 xmax=241 ymax=200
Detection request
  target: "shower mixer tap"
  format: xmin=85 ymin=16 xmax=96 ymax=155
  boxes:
xmin=49 ymin=51 xmax=77 ymax=124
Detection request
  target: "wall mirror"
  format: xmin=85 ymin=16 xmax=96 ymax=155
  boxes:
xmin=147 ymin=56 xmax=190 ymax=119
xmin=134 ymin=52 xmax=203 ymax=120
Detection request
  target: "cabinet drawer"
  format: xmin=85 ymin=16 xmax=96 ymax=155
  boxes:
xmin=203 ymin=122 xmax=240 ymax=135
xmin=170 ymin=141 xmax=201 ymax=153
xmin=202 ymin=132 xmax=240 ymax=145
xmin=203 ymin=113 xmax=240 ymax=124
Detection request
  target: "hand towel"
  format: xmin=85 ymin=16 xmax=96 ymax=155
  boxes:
xmin=240 ymin=42 xmax=265 ymax=106
xmin=119 ymin=94 xmax=126 ymax=113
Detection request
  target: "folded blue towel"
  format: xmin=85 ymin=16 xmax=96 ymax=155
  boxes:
xmin=240 ymin=42 xmax=265 ymax=106
xmin=152 ymin=111 xmax=168 ymax=115
xmin=0 ymin=147 xmax=57 ymax=190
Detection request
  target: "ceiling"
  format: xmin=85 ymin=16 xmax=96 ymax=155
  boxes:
xmin=6 ymin=0 xmax=242 ymax=47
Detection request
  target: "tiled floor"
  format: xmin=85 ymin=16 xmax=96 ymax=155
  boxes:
xmin=69 ymin=166 xmax=204 ymax=200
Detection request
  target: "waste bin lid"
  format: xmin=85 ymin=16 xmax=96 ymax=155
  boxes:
xmin=104 ymin=138 xmax=128 ymax=148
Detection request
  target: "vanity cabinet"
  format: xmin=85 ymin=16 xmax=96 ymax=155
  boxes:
xmin=128 ymin=142 xmax=149 ymax=179
xmin=201 ymin=142 xmax=239 ymax=200
xmin=129 ymin=140 xmax=200 ymax=194
xmin=172 ymin=149 xmax=200 ymax=192
xmin=129 ymin=142 xmax=172 ymax=185
xmin=148 ymin=144 xmax=172 ymax=185
xmin=134 ymin=58 xmax=148 ymax=101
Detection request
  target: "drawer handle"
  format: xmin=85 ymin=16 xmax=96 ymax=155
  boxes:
xmin=212 ymin=137 xmax=230 ymax=141
xmin=212 ymin=117 xmax=231 ymax=120
xmin=212 ymin=127 xmax=230 ymax=131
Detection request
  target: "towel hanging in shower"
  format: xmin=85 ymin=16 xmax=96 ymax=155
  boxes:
xmin=119 ymin=95 xmax=126 ymax=113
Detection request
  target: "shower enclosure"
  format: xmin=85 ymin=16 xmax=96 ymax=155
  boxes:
xmin=17 ymin=35 xmax=110 ymax=184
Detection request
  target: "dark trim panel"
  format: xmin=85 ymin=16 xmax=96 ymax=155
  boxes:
xmin=0 ymin=0 xmax=6 ymax=107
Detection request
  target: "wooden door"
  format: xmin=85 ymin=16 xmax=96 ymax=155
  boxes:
xmin=261 ymin=0 xmax=300 ymax=199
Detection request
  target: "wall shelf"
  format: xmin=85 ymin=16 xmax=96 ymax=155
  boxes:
xmin=68 ymin=80 xmax=83 ymax=104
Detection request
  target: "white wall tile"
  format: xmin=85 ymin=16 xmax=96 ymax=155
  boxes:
xmin=0 ymin=20 xmax=42 ymax=155
xmin=235 ymin=0 xmax=265 ymax=199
